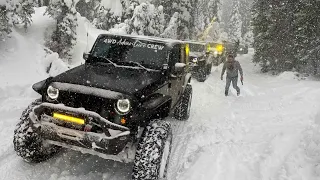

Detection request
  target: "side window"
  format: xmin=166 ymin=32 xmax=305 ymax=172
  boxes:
xmin=170 ymin=45 xmax=180 ymax=65
xmin=180 ymin=46 xmax=185 ymax=63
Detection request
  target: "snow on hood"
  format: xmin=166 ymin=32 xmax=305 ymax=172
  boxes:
xmin=51 ymin=64 xmax=164 ymax=97
xmin=189 ymin=52 xmax=204 ymax=58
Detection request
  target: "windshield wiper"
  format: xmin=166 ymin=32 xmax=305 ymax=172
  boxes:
xmin=93 ymin=56 xmax=117 ymax=67
xmin=127 ymin=61 xmax=149 ymax=71
xmin=127 ymin=61 xmax=160 ymax=72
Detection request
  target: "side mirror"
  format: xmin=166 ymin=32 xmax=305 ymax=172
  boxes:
xmin=83 ymin=53 xmax=89 ymax=61
xmin=174 ymin=63 xmax=186 ymax=75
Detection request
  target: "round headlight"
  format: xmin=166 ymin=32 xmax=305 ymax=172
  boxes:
xmin=192 ymin=58 xmax=198 ymax=63
xmin=47 ymin=85 xmax=59 ymax=100
xmin=116 ymin=99 xmax=130 ymax=114
xmin=213 ymin=51 xmax=218 ymax=57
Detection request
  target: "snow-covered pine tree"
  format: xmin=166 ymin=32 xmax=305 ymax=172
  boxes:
xmin=46 ymin=0 xmax=77 ymax=61
xmin=148 ymin=5 xmax=165 ymax=36
xmin=6 ymin=0 xmax=37 ymax=30
xmin=252 ymin=0 xmax=299 ymax=72
xmin=120 ymin=0 xmax=139 ymax=20
xmin=194 ymin=0 xmax=221 ymax=41
xmin=175 ymin=0 xmax=193 ymax=40
xmin=130 ymin=2 xmax=166 ymax=36
xmin=239 ymin=0 xmax=251 ymax=38
xmin=75 ymin=0 xmax=99 ymax=22
xmin=228 ymin=0 xmax=242 ymax=43
xmin=294 ymin=0 xmax=320 ymax=75
xmin=243 ymin=27 xmax=253 ymax=47
xmin=129 ymin=2 xmax=151 ymax=35
xmin=251 ymin=0 xmax=272 ymax=72
xmin=94 ymin=6 xmax=120 ymax=30
xmin=161 ymin=12 xmax=179 ymax=39
xmin=0 ymin=5 xmax=12 ymax=39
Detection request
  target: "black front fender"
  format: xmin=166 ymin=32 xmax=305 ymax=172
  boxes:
xmin=141 ymin=94 xmax=172 ymax=111
xmin=32 ymin=77 xmax=53 ymax=95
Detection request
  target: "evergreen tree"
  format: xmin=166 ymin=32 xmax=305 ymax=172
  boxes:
xmin=239 ymin=0 xmax=251 ymax=37
xmin=0 ymin=5 xmax=12 ymax=39
xmin=161 ymin=0 xmax=220 ymax=40
xmin=243 ymin=27 xmax=253 ymax=46
xmin=130 ymin=2 xmax=151 ymax=35
xmin=161 ymin=12 xmax=179 ymax=39
xmin=6 ymin=0 xmax=37 ymax=30
xmin=174 ymin=0 xmax=193 ymax=40
xmin=294 ymin=0 xmax=320 ymax=75
xmin=120 ymin=0 xmax=139 ymax=20
xmin=128 ymin=2 xmax=165 ymax=36
xmin=75 ymin=0 xmax=99 ymax=22
xmin=46 ymin=0 xmax=77 ymax=61
xmin=94 ymin=6 xmax=120 ymax=30
xmin=148 ymin=5 xmax=165 ymax=36
xmin=228 ymin=1 xmax=242 ymax=42
xmin=251 ymin=0 xmax=272 ymax=71
xmin=252 ymin=0 xmax=300 ymax=72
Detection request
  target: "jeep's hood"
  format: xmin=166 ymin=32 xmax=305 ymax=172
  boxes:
xmin=51 ymin=64 xmax=165 ymax=98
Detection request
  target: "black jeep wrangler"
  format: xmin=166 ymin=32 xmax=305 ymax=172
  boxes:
xmin=207 ymin=42 xmax=227 ymax=66
xmin=188 ymin=41 xmax=213 ymax=82
xmin=13 ymin=34 xmax=193 ymax=180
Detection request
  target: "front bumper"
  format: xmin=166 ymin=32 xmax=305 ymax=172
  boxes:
xmin=30 ymin=103 xmax=131 ymax=158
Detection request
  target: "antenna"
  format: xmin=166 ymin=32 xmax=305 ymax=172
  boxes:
xmin=86 ymin=21 xmax=89 ymax=52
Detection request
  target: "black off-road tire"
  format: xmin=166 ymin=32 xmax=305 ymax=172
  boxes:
xmin=207 ymin=63 xmax=212 ymax=75
xmin=197 ymin=68 xmax=207 ymax=82
xmin=13 ymin=99 xmax=60 ymax=163
xmin=214 ymin=57 xmax=220 ymax=66
xmin=174 ymin=84 xmax=192 ymax=121
xmin=132 ymin=120 xmax=172 ymax=180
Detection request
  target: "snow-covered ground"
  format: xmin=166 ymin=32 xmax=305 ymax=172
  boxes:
xmin=1 ymin=8 xmax=320 ymax=180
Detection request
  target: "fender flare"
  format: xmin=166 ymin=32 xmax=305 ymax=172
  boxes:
xmin=183 ymin=73 xmax=192 ymax=92
xmin=32 ymin=77 xmax=53 ymax=95
xmin=141 ymin=94 xmax=172 ymax=111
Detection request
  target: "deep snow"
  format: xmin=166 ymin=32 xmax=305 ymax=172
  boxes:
xmin=1 ymin=7 xmax=320 ymax=180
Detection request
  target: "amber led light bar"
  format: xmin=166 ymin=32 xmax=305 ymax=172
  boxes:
xmin=53 ymin=113 xmax=85 ymax=125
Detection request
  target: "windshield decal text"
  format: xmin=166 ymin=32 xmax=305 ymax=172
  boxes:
xmin=103 ymin=38 xmax=165 ymax=51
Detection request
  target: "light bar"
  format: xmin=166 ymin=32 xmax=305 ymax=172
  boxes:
xmin=53 ymin=113 xmax=85 ymax=125
xmin=216 ymin=44 xmax=224 ymax=52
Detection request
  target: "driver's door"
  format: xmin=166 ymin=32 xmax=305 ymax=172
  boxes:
xmin=169 ymin=45 xmax=187 ymax=108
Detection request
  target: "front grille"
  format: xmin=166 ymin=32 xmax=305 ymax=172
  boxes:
xmin=57 ymin=91 xmax=116 ymax=114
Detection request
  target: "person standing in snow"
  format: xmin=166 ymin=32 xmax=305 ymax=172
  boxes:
xmin=221 ymin=54 xmax=243 ymax=96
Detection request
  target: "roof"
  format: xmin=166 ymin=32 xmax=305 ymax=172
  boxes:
xmin=98 ymin=33 xmax=186 ymax=47
xmin=184 ymin=40 xmax=206 ymax=45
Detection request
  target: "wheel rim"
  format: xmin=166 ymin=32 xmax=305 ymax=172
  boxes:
xmin=159 ymin=134 xmax=172 ymax=178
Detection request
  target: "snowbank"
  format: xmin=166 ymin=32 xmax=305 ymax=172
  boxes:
xmin=45 ymin=53 xmax=69 ymax=77
xmin=277 ymin=71 xmax=299 ymax=80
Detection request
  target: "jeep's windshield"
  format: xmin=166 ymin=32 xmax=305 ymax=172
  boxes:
xmin=189 ymin=44 xmax=205 ymax=53
xmin=91 ymin=36 xmax=168 ymax=69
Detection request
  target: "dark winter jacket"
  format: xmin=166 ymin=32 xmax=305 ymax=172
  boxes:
xmin=221 ymin=60 xmax=243 ymax=78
